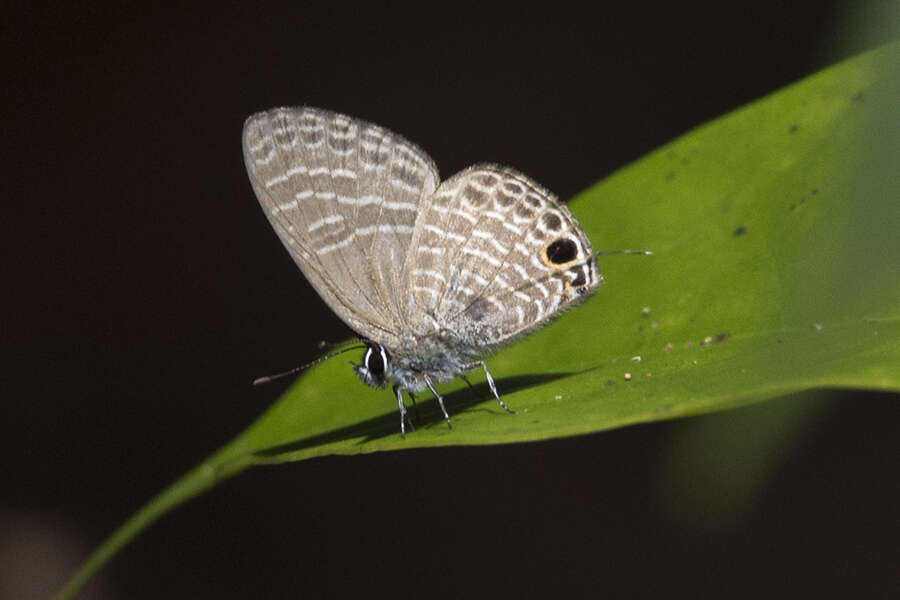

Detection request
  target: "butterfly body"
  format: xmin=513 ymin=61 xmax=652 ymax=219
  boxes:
xmin=354 ymin=333 xmax=475 ymax=392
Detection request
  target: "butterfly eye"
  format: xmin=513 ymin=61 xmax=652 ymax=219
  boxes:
xmin=364 ymin=343 xmax=388 ymax=378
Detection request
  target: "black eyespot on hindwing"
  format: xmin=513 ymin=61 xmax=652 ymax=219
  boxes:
xmin=544 ymin=238 xmax=578 ymax=265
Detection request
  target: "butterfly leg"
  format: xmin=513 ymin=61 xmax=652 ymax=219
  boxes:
xmin=408 ymin=391 xmax=421 ymax=424
xmin=459 ymin=374 xmax=474 ymax=390
xmin=459 ymin=374 xmax=483 ymax=405
xmin=423 ymin=374 xmax=452 ymax=429
xmin=393 ymin=384 xmax=415 ymax=435
xmin=464 ymin=361 xmax=515 ymax=414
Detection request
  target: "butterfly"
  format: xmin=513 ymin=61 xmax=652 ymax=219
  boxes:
xmin=243 ymin=107 xmax=601 ymax=433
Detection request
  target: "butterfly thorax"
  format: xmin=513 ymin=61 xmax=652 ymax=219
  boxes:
xmin=354 ymin=331 xmax=483 ymax=393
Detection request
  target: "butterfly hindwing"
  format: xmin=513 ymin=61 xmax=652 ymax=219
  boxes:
xmin=405 ymin=165 xmax=600 ymax=349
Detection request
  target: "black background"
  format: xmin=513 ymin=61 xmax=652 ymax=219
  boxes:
xmin=4 ymin=4 xmax=899 ymax=599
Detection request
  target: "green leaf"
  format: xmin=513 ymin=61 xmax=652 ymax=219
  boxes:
xmin=57 ymin=44 xmax=900 ymax=599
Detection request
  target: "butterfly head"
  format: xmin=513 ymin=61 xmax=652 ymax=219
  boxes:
xmin=352 ymin=342 xmax=391 ymax=389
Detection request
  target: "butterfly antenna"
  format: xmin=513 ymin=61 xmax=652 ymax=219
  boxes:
xmin=316 ymin=338 xmax=361 ymax=351
xmin=593 ymin=249 xmax=653 ymax=257
xmin=253 ymin=343 xmax=365 ymax=385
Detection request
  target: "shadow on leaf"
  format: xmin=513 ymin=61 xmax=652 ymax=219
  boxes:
xmin=253 ymin=372 xmax=574 ymax=457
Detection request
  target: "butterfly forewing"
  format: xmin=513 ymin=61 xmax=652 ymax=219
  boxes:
xmin=243 ymin=107 xmax=439 ymax=345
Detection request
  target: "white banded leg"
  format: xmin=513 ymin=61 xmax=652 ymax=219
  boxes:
xmin=423 ymin=373 xmax=452 ymax=429
xmin=463 ymin=361 xmax=515 ymax=414
xmin=393 ymin=384 xmax=415 ymax=435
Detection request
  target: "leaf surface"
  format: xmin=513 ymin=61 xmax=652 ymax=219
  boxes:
xmin=58 ymin=44 xmax=900 ymax=600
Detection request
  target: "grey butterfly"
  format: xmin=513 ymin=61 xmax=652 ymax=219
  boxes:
xmin=243 ymin=107 xmax=601 ymax=433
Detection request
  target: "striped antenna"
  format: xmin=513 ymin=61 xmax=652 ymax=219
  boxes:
xmin=593 ymin=249 xmax=652 ymax=257
xmin=253 ymin=342 xmax=365 ymax=385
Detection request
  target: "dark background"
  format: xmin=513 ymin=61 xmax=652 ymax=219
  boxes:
xmin=4 ymin=4 xmax=898 ymax=599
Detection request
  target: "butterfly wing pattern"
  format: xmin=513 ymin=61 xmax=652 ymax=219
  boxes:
xmin=243 ymin=107 xmax=439 ymax=350
xmin=243 ymin=107 xmax=601 ymax=433
xmin=406 ymin=164 xmax=600 ymax=350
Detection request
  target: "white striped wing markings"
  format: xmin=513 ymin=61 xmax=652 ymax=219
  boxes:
xmin=452 ymin=267 xmax=539 ymax=309
xmin=423 ymin=224 xmax=465 ymax=244
xmin=413 ymin=268 xmax=447 ymax=284
xmin=429 ymin=204 xmax=478 ymax=225
xmin=430 ymin=194 xmax=557 ymax=323
xmin=264 ymin=165 xmax=310 ymax=188
xmin=279 ymin=192 xmax=417 ymax=211
xmin=307 ymin=214 xmax=345 ymax=233
xmin=316 ymin=224 xmax=414 ymax=256
xmin=461 ymin=246 xmax=502 ymax=268
xmin=515 ymin=305 xmax=525 ymax=326
xmin=337 ymin=195 xmax=417 ymax=211
xmin=264 ymin=165 xmax=361 ymax=190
